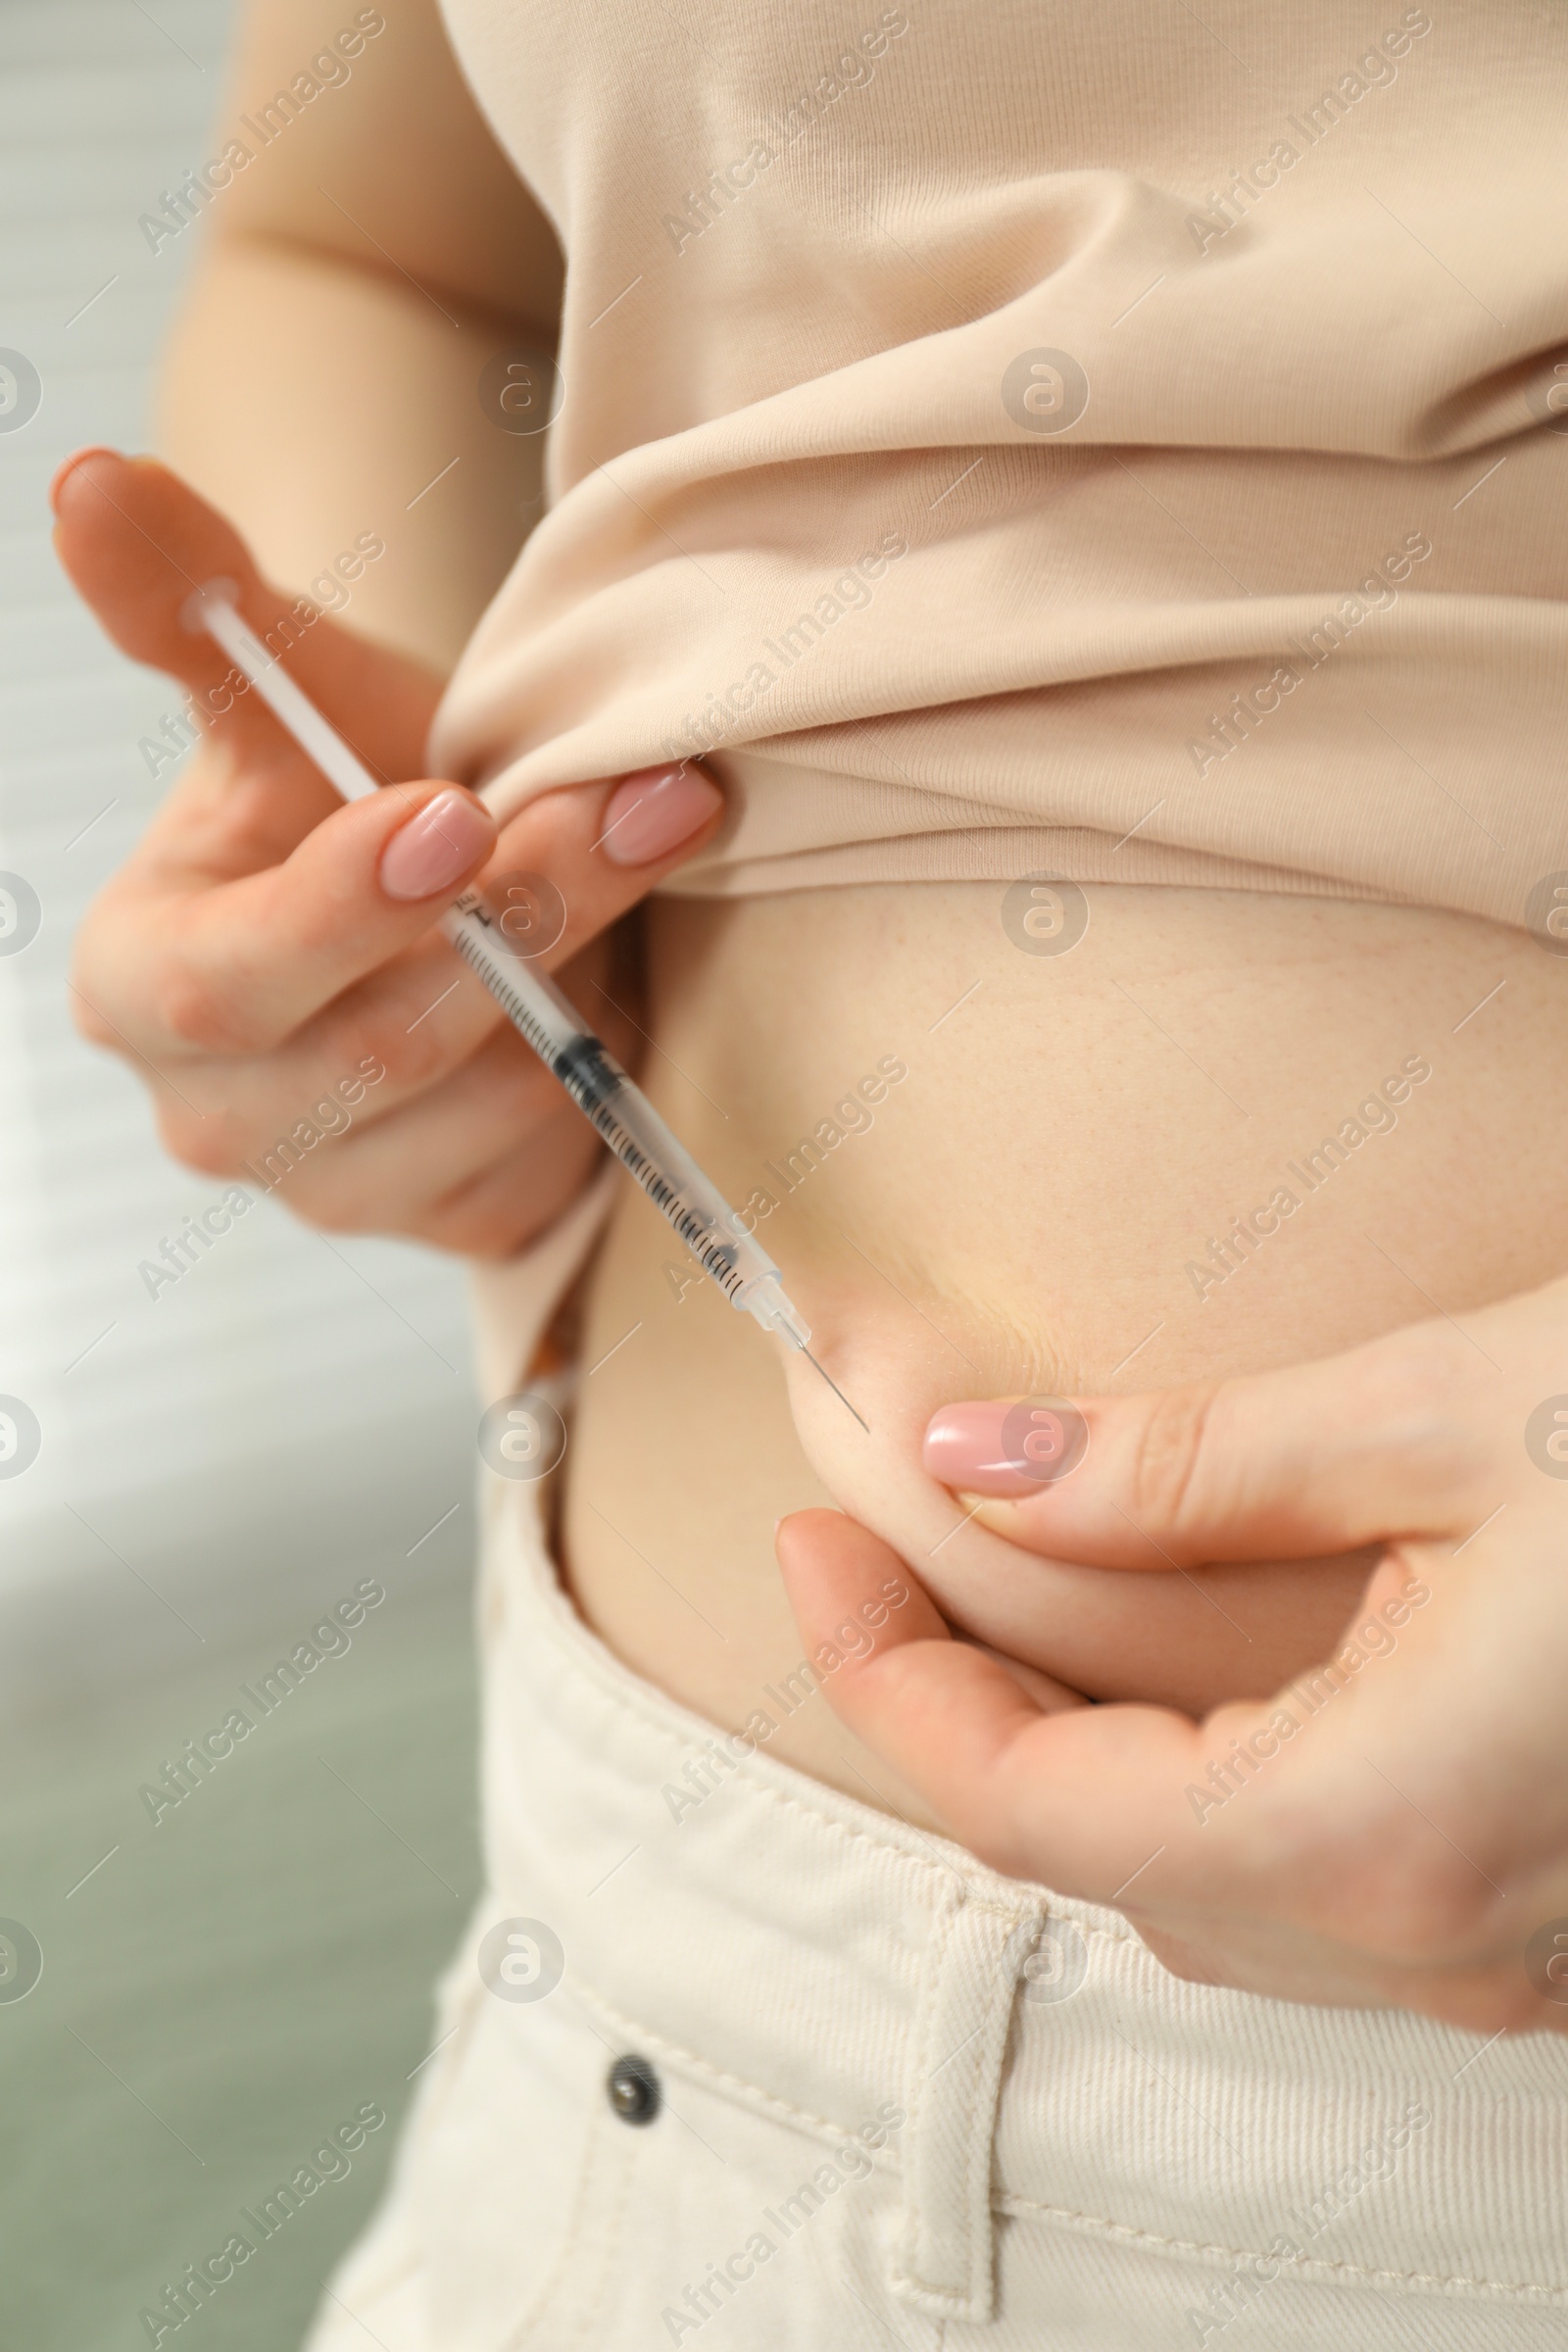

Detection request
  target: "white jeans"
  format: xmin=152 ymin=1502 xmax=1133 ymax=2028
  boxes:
xmin=304 ymin=1198 xmax=1568 ymax=2350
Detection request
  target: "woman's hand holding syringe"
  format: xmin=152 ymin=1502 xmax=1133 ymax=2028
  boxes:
xmin=53 ymin=451 xmax=724 ymax=1260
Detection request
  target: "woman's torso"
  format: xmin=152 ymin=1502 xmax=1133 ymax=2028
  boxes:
xmin=429 ymin=0 xmax=1568 ymax=1817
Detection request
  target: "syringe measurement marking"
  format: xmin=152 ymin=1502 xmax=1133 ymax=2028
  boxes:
xmin=447 ymin=921 xmax=749 ymax=1297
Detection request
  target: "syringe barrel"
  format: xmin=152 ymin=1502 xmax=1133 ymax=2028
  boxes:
xmin=550 ymin=1027 xmax=793 ymax=1319
xmin=444 ymin=894 xmax=807 ymax=1341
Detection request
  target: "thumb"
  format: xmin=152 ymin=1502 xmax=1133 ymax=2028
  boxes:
xmin=50 ymin=447 xmax=439 ymax=780
xmin=921 ymin=1313 xmax=1491 ymax=1570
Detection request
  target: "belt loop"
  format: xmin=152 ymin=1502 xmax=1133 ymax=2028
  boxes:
xmin=890 ymin=1886 xmax=1043 ymax=2324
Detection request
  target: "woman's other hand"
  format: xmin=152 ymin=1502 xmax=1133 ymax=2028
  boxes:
xmin=777 ymin=1276 xmax=1568 ymax=2034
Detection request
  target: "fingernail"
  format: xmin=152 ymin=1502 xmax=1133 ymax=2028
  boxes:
xmin=922 ymin=1402 xmax=1038 ymax=1497
xmin=926 ymin=1399 xmax=1090 ymax=1493
xmin=49 ymin=445 xmax=121 ymax=514
xmin=380 ymin=789 xmax=495 ymax=901
xmin=599 ymin=765 xmax=722 ymax=866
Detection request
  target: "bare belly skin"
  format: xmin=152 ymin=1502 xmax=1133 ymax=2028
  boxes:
xmin=560 ymin=881 xmax=1568 ymax=1825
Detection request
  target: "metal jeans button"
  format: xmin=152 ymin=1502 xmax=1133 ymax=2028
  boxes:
xmin=607 ymin=2053 xmax=661 ymax=2125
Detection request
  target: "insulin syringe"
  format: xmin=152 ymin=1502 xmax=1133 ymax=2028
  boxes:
xmin=184 ymin=582 xmax=863 ymax=1420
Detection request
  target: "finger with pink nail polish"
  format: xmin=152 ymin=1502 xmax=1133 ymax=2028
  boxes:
xmin=599 ymin=764 xmax=723 ymax=866
xmin=379 ymin=788 xmax=496 ymax=902
xmin=923 ymin=1398 xmax=1090 ymax=1494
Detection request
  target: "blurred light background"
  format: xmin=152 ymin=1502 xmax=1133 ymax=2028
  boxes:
xmin=1 ymin=5 xmax=484 ymax=2343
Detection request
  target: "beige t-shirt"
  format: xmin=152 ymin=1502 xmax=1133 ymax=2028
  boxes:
xmin=429 ymin=0 xmax=1568 ymax=929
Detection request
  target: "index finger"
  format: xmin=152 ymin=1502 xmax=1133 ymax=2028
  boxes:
xmin=774 ymin=1509 xmax=1209 ymax=1895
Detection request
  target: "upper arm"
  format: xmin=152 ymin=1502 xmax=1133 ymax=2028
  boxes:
xmin=209 ymin=0 xmax=563 ymax=336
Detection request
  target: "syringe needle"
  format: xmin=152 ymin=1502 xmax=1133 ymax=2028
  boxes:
xmin=802 ymin=1348 xmax=870 ymax=1433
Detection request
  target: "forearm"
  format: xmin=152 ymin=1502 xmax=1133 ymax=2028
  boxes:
xmin=149 ymin=0 xmax=562 ymax=676
xmin=157 ymin=234 xmax=541 ymax=674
